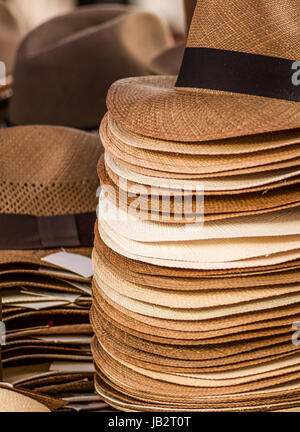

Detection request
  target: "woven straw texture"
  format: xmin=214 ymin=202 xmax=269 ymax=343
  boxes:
xmin=187 ymin=0 xmax=300 ymax=60
xmin=107 ymin=76 xmax=300 ymax=142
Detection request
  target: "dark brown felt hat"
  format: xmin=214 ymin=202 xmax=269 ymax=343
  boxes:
xmin=107 ymin=0 xmax=300 ymax=142
xmin=8 ymin=5 xmax=173 ymax=129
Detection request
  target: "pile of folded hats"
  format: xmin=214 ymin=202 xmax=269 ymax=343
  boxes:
xmin=91 ymin=0 xmax=300 ymax=411
xmin=0 ymin=125 xmax=113 ymax=412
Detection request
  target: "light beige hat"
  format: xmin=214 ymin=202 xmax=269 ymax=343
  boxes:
xmin=0 ymin=125 xmax=101 ymax=267
xmin=0 ymin=383 xmax=63 ymax=412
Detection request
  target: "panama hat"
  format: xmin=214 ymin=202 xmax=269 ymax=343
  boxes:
xmin=9 ymin=5 xmax=173 ymax=129
xmin=0 ymin=125 xmax=101 ymax=267
xmin=106 ymin=0 xmax=300 ymax=142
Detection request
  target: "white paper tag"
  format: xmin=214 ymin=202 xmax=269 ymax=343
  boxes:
xmin=10 ymin=300 xmax=70 ymax=310
xmin=41 ymin=252 xmax=93 ymax=279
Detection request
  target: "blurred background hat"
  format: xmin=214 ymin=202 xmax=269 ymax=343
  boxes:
xmin=3 ymin=0 xmax=75 ymax=31
xmin=0 ymin=2 xmax=24 ymax=75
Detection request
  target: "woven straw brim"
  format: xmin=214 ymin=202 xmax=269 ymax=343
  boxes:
xmin=105 ymin=153 xmax=300 ymax=195
xmin=107 ymin=76 xmax=300 ymax=142
xmin=93 ymin=264 xmax=300 ymax=318
xmin=91 ymin=272 xmax=300 ymax=334
xmin=94 ymin=377 xmax=300 ymax=411
xmin=91 ymin=289 xmax=300 ymax=345
xmin=98 ymin=157 xmax=300 ymax=222
xmin=91 ymin=293 xmax=299 ymax=346
xmin=95 ymin=237 xmax=300 ymax=290
xmin=92 ymin=320 xmax=298 ymax=373
xmin=92 ymin=339 xmax=300 ymax=397
xmin=93 ymin=256 xmax=300 ymax=310
xmin=108 ymin=113 xmax=300 ymax=155
xmin=101 ymin=115 xmax=300 ymax=175
xmin=94 ymin=225 xmax=300 ymax=278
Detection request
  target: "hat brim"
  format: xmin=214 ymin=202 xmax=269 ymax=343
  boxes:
xmin=107 ymin=76 xmax=300 ymax=142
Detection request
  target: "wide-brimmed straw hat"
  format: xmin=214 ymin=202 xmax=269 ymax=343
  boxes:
xmin=0 ymin=2 xmax=24 ymax=75
xmin=0 ymin=125 xmax=102 ymax=266
xmin=9 ymin=5 xmax=173 ymax=129
xmin=106 ymin=0 xmax=300 ymax=142
xmin=0 ymin=384 xmax=64 ymax=412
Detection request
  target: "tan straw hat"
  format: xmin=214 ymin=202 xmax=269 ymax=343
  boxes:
xmin=0 ymin=125 xmax=102 ymax=266
xmin=106 ymin=0 xmax=300 ymax=142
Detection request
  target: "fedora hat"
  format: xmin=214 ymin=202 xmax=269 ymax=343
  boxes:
xmin=0 ymin=125 xmax=101 ymax=266
xmin=106 ymin=0 xmax=300 ymax=142
xmin=9 ymin=5 xmax=173 ymax=129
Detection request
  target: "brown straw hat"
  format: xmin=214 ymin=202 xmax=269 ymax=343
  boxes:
xmin=9 ymin=5 xmax=173 ymax=129
xmin=0 ymin=2 xmax=24 ymax=75
xmin=106 ymin=0 xmax=300 ymax=142
xmin=0 ymin=125 xmax=102 ymax=265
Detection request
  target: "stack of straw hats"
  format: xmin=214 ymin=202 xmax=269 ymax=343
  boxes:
xmin=0 ymin=125 xmax=112 ymax=412
xmin=91 ymin=0 xmax=300 ymax=411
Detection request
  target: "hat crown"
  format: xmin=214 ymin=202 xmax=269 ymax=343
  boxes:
xmin=188 ymin=0 xmax=300 ymax=59
xmin=176 ymin=0 xmax=300 ymax=101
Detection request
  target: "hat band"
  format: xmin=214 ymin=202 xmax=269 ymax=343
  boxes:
xmin=176 ymin=47 xmax=300 ymax=101
xmin=0 ymin=213 xmax=96 ymax=250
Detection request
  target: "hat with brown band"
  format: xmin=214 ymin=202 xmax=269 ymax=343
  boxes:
xmin=8 ymin=4 xmax=173 ymax=129
xmin=106 ymin=0 xmax=300 ymax=142
xmin=0 ymin=125 xmax=102 ymax=265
